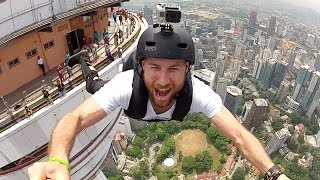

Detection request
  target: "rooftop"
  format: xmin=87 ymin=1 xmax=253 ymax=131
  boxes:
xmin=254 ymin=98 xmax=268 ymax=107
xmin=227 ymin=86 xmax=242 ymax=96
xmin=275 ymin=128 xmax=291 ymax=139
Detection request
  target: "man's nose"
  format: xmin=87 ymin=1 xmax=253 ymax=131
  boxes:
xmin=156 ymin=70 xmax=170 ymax=86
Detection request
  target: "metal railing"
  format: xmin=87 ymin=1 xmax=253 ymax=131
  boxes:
xmin=0 ymin=13 xmax=142 ymax=133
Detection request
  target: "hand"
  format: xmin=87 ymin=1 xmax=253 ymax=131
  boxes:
xmin=28 ymin=161 xmax=70 ymax=180
xmin=277 ymin=174 xmax=291 ymax=180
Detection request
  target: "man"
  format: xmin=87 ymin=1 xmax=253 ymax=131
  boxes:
xmin=28 ymin=25 xmax=290 ymax=180
xmin=65 ymin=51 xmax=71 ymax=63
xmin=42 ymin=86 xmax=53 ymax=105
xmin=37 ymin=56 xmax=46 ymax=76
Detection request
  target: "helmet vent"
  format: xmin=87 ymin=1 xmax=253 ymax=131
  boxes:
xmin=177 ymin=43 xmax=187 ymax=49
xmin=146 ymin=41 xmax=156 ymax=46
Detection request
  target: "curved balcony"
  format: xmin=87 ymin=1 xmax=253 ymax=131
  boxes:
xmin=0 ymin=0 xmax=128 ymax=46
xmin=0 ymin=13 xmax=148 ymax=179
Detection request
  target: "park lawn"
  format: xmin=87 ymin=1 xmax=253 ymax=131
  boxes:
xmin=207 ymin=144 xmax=223 ymax=171
xmin=174 ymin=129 xmax=223 ymax=176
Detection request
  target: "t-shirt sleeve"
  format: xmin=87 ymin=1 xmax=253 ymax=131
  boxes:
xmin=91 ymin=70 xmax=133 ymax=114
xmin=190 ymin=77 xmax=223 ymax=118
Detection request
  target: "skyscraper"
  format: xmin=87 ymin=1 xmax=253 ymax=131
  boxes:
xmin=286 ymin=49 xmax=297 ymax=71
xmin=314 ymin=53 xmax=320 ymax=72
xmin=217 ymin=26 xmax=224 ymax=37
xmin=275 ymin=80 xmax=290 ymax=103
xmin=216 ymin=52 xmax=226 ymax=77
xmin=243 ymin=99 xmax=268 ymax=131
xmin=271 ymin=61 xmax=288 ymax=89
xmin=224 ymin=86 xmax=242 ymax=115
xmin=273 ymin=50 xmax=281 ymax=61
xmin=265 ymin=128 xmax=291 ymax=154
xmin=143 ymin=5 xmax=153 ymax=25
xmin=267 ymin=37 xmax=276 ymax=51
xmin=249 ymin=11 xmax=257 ymax=27
xmin=235 ymin=44 xmax=242 ymax=57
xmin=193 ymin=38 xmax=201 ymax=70
xmin=292 ymin=65 xmax=312 ymax=101
xmin=260 ymin=59 xmax=277 ymax=89
xmin=215 ymin=77 xmax=230 ymax=103
xmin=301 ymin=71 xmax=320 ymax=112
xmin=268 ymin=16 xmax=276 ymax=37
xmin=241 ymin=101 xmax=253 ymax=122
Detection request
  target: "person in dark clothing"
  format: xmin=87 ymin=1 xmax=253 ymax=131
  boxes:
xmin=55 ymin=79 xmax=65 ymax=97
xmin=42 ymin=87 xmax=53 ymax=105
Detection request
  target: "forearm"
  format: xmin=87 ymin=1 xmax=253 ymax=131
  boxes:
xmin=48 ymin=113 xmax=81 ymax=160
xmin=235 ymin=129 xmax=274 ymax=173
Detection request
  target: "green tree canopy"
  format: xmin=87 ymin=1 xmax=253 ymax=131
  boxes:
xmin=182 ymin=156 xmax=195 ymax=174
xmin=232 ymin=168 xmax=246 ymax=180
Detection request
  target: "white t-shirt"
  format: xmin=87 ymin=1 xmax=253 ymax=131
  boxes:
xmin=92 ymin=70 xmax=222 ymax=120
xmin=37 ymin=58 xmax=44 ymax=65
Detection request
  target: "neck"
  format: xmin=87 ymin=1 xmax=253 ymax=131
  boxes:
xmin=152 ymin=101 xmax=175 ymax=114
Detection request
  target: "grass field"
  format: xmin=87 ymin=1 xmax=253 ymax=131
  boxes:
xmin=173 ymin=129 xmax=223 ymax=177
xmin=175 ymin=129 xmax=208 ymax=157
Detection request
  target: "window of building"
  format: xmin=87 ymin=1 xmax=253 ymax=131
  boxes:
xmin=44 ymin=40 xmax=55 ymax=50
xmin=26 ymin=48 xmax=38 ymax=59
xmin=8 ymin=58 xmax=20 ymax=69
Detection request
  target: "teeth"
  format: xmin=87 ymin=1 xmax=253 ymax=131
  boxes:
xmin=157 ymin=89 xmax=169 ymax=97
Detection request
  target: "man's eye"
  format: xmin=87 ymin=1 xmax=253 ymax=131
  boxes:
xmin=169 ymin=68 xmax=179 ymax=71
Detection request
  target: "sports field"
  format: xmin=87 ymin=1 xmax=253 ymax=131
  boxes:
xmin=175 ymin=129 xmax=208 ymax=156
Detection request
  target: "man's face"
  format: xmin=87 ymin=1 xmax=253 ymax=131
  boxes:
xmin=142 ymin=58 xmax=189 ymax=111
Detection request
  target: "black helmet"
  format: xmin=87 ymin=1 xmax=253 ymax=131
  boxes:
xmin=136 ymin=24 xmax=195 ymax=65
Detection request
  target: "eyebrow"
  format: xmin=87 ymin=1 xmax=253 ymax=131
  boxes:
xmin=148 ymin=63 xmax=182 ymax=68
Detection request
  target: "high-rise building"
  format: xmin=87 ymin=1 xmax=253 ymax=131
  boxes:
xmin=260 ymin=59 xmax=277 ymax=89
xmin=306 ymin=90 xmax=320 ymax=117
xmin=224 ymin=86 xmax=242 ymax=115
xmin=215 ymin=77 xmax=230 ymax=103
xmin=193 ymin=69 xmax=216 ymax=90
xmin=301 ymin=71 xmax=320 ymax=110
xmin=292 ymin=65 xmax=312 ymax=101
xmin=241 ymin=101 xmax=253 ymax=122
xmin=273 ymin=50 xmax=281 ymax=61
xmin=265 ymin=128 xmax=291 ymax=154
xmin=253 ymin=58 xmax=267 ymax=81
xmin=267 ymin=37 xmax=276 ymax=51
xmin=284 ymin=96 xmax=300 ymax=111
xmin=217 ymin=26 xmax=224 ymax=37
xmin=242 ymin=28 xmax=248 ymax=43
xmin=235 ymin=44 xmax=242 ymax=57
xmin=249 ymin=11 xmax=257 ymax=27
xmin=216 ymin=52 xmax=226 ymax=77
xmin=262 ymin=48 xmax=272 ymax=61
xmin=268 ymin=16 xmax=276 ymax=37
xmin=193 ymin=38 xmax=201 ymax=70
xmin=271 ymin=62 xmax=288 ymax=89
xmin=286 ymin=49 xmax=297 ymax=71
xmin=143 ymin=5 xmax=153 ymax=25
xmin=314 ymin=53 xmax=320 ymax=72
xmin=243 ymin=99 xmax=268 ymax=131
xmin=276 ymin=80 xmax=290 ymax=103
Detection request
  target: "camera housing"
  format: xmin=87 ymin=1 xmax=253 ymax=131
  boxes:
xmin=156 ymin=3 xmax=181 ymax=24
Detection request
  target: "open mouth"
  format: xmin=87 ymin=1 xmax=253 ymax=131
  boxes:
xmin=154 ymin=89 xmax=171 ymax=100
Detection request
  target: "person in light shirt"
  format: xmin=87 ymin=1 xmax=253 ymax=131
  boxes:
xmin=28 ymin=25 xmax=290 ymax=180
xmin=37 ymin=56 xmax=46 ymax=76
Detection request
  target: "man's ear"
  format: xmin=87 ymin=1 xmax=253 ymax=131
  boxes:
xmin=186 ymin=61 xmax=190 ymax=73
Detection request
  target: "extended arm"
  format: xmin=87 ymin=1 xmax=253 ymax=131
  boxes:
xmin=211 ymin=106 xmax=289 ymax=179
xmin=48 ymin=97 xmax=107 ymax=160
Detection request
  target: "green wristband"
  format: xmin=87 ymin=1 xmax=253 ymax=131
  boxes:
xmin=48 ymin=157 xmax=71 ymax=171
